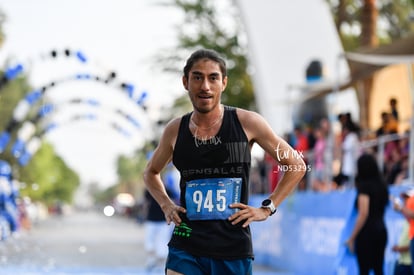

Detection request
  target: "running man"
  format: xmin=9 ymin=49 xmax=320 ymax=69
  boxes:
xmin=143 ymin=49 xmax=306 ymax=275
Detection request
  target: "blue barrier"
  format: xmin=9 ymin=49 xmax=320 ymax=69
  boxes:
xmin=250 ymin=185 xmax=409 ymax=275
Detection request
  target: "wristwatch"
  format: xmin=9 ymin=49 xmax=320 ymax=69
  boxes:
xmin=261 ymin=199 xmax=277 ymax=216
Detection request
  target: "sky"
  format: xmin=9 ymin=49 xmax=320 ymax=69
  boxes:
xmin=0 ymin=0 xmax=186 ymax=188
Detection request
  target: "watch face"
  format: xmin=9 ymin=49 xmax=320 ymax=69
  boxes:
xmin=262 ymin=199 xmax=271 ymax=206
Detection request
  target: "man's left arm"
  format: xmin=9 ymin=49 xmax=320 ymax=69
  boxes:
xmin=228 ymin=110 xmax=306 ymax=227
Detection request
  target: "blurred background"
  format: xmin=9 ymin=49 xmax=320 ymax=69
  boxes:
xmin=0 ymin=0 xmax=413 ymax=274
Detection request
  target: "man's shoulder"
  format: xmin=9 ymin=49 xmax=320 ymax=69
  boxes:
xmin=165 ymin=117 xmax=183 ymax=130
xmin=158 ymin=117 xmax=183 ymax=150
xmin=232 ymin=107 xmax=262 ymax=123
xmin=226 ymin=105 xmax=248 ymax=115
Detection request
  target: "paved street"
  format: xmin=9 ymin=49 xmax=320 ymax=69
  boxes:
xmin=0 ymin=209 xmax=279 ymax=275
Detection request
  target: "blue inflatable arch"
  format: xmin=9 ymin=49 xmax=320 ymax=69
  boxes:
xmin=16 ymin=112 xmax=138 ymax=166
xmin=9 ymin=98 xmax=144 ymax=162
xmin=0 ymin=71 xmax=149 ymax=153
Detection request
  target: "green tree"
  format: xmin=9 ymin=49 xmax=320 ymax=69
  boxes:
xmin=380 ymin=0 xmax=414 ymax=40
xmin=111 ymin=143 xmax=153 ymax=203
xmin=116 ymin=152 xmax=147 ymax=194
xmin=327 ymin=0 xmax=414 ymax=51
xmin=18 ymin=143 xmax=80 ymax=206
xmin=0 ymin=75 xmax=31 ymax=132
xmin=326 ymin=0 xmax=414 ymax=130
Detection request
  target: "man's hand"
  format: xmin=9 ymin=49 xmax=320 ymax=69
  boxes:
xmin=162 ymin=203 xmax=187 ymax=226
xmin=228 ymin=203 xmax=270 ymax=228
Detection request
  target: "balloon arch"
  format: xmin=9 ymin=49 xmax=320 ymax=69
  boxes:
xmin=0 ymin=48 xmax=153 ymax=165
xmin=0 ymin=49 xmax=155 ymax=240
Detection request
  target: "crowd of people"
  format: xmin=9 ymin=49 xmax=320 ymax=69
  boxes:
xmin=250 ymin=97 xmax=411 ymax=195
xmin=247 ymin=96 xmax=413 ymax=274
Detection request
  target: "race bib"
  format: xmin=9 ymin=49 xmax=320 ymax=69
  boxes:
xmin=185 ymin=177 xmax=242 ymax=221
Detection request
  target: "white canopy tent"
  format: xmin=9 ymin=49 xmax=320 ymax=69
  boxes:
xmin=236 ymin=0 xmax=359 ymax=135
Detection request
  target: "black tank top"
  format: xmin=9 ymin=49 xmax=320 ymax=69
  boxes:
xmin=170 ymin=105 xmax=253 ymax=260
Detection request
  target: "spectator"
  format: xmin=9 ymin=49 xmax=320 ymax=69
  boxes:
xmin=310 ymin=127 xmax=328 ymax=192
xmin=305 ymin=124 xmax=316 ymax=150
xmin=392 ymin=190 xmax=413 ymax=275
xmin=376 ymin=112 xmax=387 ymax=137
xmin=399 ymin=131 xmax=410 ymax=157
xmin=292 ymin=125 xmax=309 ymax=191
xmin=249 ymin=164 xmax=265 ymax=195
xmin=256 ymin=156 xmax=270 ymax=194
xmin=338 ymin=112 xmax=361 ymax=138
xmin=390 ymin=97 xmax=399 ymax=121
xmin=319 ymin=117 xmax=330 ymax=137
xmin=385 ymin=146 xmax=403 ymax=185
xmin=264 ymin=152 xmax=282 ymax=194
xmin=392 ymin=188 xmax=414 ymax=274
xmin=345 ymin=153 xmax=389 ymax=275
xmin=376 ymin=112 xmax=398 ymax=137
xmin=144 ymin=189 xmax=171 ymax=270
xmin=394 ymin=155 xmax=410 ymax=185
xmin=393 ymin=219 xmax=413 ymax=275
xmin=333 ymin=121 xmax=360 ymax=188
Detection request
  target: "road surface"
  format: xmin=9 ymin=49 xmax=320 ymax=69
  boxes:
xmin=0 ymin=209 xmax=280 ymax=275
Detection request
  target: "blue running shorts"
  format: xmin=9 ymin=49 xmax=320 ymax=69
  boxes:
xmin=165 ymin=246 xmax=252 ymax=275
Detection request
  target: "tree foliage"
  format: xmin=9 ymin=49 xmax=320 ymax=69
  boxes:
xmin=116 ymin=152 xmax=147 ymax=193
xmin=18 ymin=143 xmax=80 ymax=206
xmin=327 ymin=0 xmax=414 ymax=51
xmin=0 ymin=76 xmax=30 ymax=131
xmin=112 ymin=143 xmax=152 ymax=200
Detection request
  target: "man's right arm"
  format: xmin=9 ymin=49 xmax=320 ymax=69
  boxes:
xmin=143 ymin=118 xmax=186 ymax=225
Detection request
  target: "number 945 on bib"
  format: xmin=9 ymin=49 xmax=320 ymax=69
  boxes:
xmin=185 ymin=178 xmax=242 ymax=221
